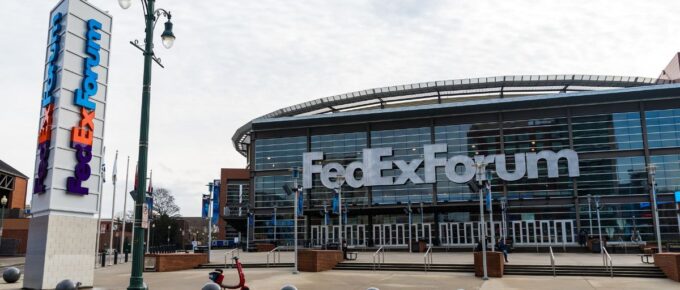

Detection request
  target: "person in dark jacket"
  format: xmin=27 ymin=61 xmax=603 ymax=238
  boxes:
xmin=497 ymin=238 xmax=509 ymax=262
xmin=341 ymin=240 xmax=348 ymax=259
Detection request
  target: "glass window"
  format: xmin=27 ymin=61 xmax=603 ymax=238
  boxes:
xmin=371 ymin=127 xmax=432 ymax=205
xmin=572 ymin=112 xmax=643 ymax=152
xmin=254 ymin=136 xmax=306 ymax=171
xmin=225 ymin=180 xmax=249 ymax=216
xmin=503 ymin=117 xmax=569 ymax=154
xmin=646 ymin=108 xmax=680 ymax=149
xmin=577 ymin=156 xmax=646 ymax=196
xmin=310 ymin=132 xmax=368 ymax=207
xmin=254 ymin=175 xmax=294 ymax=208
xmin=650 ymin=154 xmax=680 ymax=193
xmin=435 ymin=122 xmax=500 ymax=202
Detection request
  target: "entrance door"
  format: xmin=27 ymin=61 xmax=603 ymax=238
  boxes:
xmin=464 ymin=222 xmax=475 ymax=244
xmin=439 ymin=223 xmax=450 ymax=245
xmin=345 ymin=225 xmax=354 ymax=245
xmin=383 ymin=224 xmax=392 ymax=245
xmin=357 ymin=225 xmax=365 ymax=246
xmin=332 ymin=226 xmax=340 ymax=243
xmin=540 ymin=221 xmax=551 ymax=244
xmin=311 ymin=226 xmax=319 ymax=246
xmin=373 ymin=225 xmax=384 ymax=246
xmin=423 ymin=223 xmax=432 ymax=244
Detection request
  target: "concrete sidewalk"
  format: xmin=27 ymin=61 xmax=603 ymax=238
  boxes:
xmin=0 ymin=259 xmax=675 ymax=290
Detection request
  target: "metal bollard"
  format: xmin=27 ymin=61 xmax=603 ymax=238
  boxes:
xmin=100 ymin=252 xmax=106 ymax=267
xmin=114 ymin=251 xmax=118 ymax=265
xmin=125 ymin=252 xmax=129 ymax=263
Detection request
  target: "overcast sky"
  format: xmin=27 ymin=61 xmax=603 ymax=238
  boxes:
xmin=2 ymin=0 xmax=680 ymax=218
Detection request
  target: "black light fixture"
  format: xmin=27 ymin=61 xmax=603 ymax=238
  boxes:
xmin=160 ymin=16 xmax=175 ymax=49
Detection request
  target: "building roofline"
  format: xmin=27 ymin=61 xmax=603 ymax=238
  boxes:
xmin=232 ymin=74 xmax=673 ymax=156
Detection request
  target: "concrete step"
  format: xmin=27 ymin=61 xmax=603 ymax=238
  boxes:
xmin=333 ymin=262 xmax=667 ymax=279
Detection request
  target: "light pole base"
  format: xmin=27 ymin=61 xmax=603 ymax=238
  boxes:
xmin=127 ymin=281 xmax=148 ymax=290
xmin=482 ymin=277 xmax=489 ymax=280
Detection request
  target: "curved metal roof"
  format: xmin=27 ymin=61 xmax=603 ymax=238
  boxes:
xmin=232 ymin=74 xmax=671 ymax=156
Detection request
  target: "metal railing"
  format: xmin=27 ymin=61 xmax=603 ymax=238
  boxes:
xmin=602 ymin=246 xmax=613 ymax=278
xmin=549 ymin=246 xmax=556 ymax=277
xmin=225 ymin=248 xmax=240 ymax=268
xmin=372 ymin=246 xmax=385 ymax=270
xmin=266 ymin=246 xmax=282 ymax=267
xmin=423 ymin=245 xmax=433 ymax=272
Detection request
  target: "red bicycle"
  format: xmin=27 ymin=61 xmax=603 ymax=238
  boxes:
xmin=209 ymin=257 xmax=250 ymax=290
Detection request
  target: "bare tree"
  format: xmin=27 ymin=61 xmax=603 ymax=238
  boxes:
xmin=152 ymin=187 xmax=181 ymax=217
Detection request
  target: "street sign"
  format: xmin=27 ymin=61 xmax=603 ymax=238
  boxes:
xmin=141 ymin=203 xmax=149 ymax=229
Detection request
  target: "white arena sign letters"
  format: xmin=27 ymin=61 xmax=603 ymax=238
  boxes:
xmin=303 ymin=144 xmax=579 ymax=189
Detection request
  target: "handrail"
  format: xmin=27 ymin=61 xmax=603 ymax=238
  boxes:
xmin=549 ymin=246 xmax=556 ymax=277
xmin=224 ymin=248 xmax=240 ymax=268
xmin=266 ymin=246 xmax=282 ymax=267
xmin=602 ymin=246 xmax=613 ymax=278
xmin=372 ymin=246 xmax=385 ymax=270
xmin=423 ymin=244 xmax=433 ymax=272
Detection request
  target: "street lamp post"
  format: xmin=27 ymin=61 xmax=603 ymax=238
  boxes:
xmin=475 ymin=162 xmax=488 ymax=280
xmin=649 ymin=164 xmax=663 ymax=253
xmin=0 ymin=196 xmax=7 ymax=249
xmin=119 ymin=0 xmax=176 ymax=289
xmin=336 ymin=175 xmax=345 ymax=245
xmin=587 ymin=194 xmax=593 ymax=235
xmin=594 ymin=196 xmax=603 ymax=255
xmin=167 ymin=225 xmax=171 ymax=245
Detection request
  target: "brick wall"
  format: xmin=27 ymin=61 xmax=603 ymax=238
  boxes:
xmin=474 ymin=252 xmax=504 ymax=277
xmin=298 ymin=250 xmax=343 ymax=272
xmin=148 ymin=253 xmax=208 ymax=272
xmin=654 ymin=253 xmax=680 ymax=282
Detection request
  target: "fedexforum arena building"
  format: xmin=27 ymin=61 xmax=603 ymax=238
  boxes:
xmin=219 ymin=55 xmax=680 ymax=250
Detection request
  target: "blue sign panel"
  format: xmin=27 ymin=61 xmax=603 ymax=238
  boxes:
xmin=212 ymin=180 xmax=220 ymax=226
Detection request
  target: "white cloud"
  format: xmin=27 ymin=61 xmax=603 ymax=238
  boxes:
xmin=1 ymin=0 xmax=679 ymax=217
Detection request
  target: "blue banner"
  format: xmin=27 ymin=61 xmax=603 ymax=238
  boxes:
xmin=675 ymin=191 xmax=680 ymax=203
xmin=297 ymin=190 xmax=304 ymax=216
xmin=342 ymin=202 xmax=348 ymax=224
xmin=271 ymin=212 xmax=277 ymax=226
xmin=146 ymin=195 xmax=153 ymax=219
xmin=332 ymin=190 xmax=339 ymax=214
xmin=212 ymin=180 xmax=220 ymax=226
xmin=248 ymin=213 xmax=255 ymax=226
xmin=201 ymin=195 xmax=210 ymax=219
xmin=486 ymin=183 xmax=492 ymax=212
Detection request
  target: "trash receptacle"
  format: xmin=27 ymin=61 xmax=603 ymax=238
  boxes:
xmin=591 ymin=240 xmax=601 ymax=253
xmin=418 ymin=240 xmax=427 ymax=253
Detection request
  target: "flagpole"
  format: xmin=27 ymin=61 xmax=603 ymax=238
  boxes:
xmin=108 ymin=150 xmax=119 ymax=265
xmin=120 ymin=156 xmax=130 ymax=254
xmin=95 ymin=146 xmax=106 ymax=266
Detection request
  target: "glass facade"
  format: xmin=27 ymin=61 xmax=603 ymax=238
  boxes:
xmin=646 ymin=108 xmax=680 ymax=148
xmin=254 ymin=136 xmax=306 ymax=170
xmin=371 ymin=127 xmax=432 ymax=204
xmin=247 ymin=100 xmax=680 ymax=245
xmin=310 ymin=132 xmax=368 ymax=207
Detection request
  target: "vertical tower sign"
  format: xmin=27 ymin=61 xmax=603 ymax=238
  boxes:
xmin=25 ymin=1 xmax=112 ymax=289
